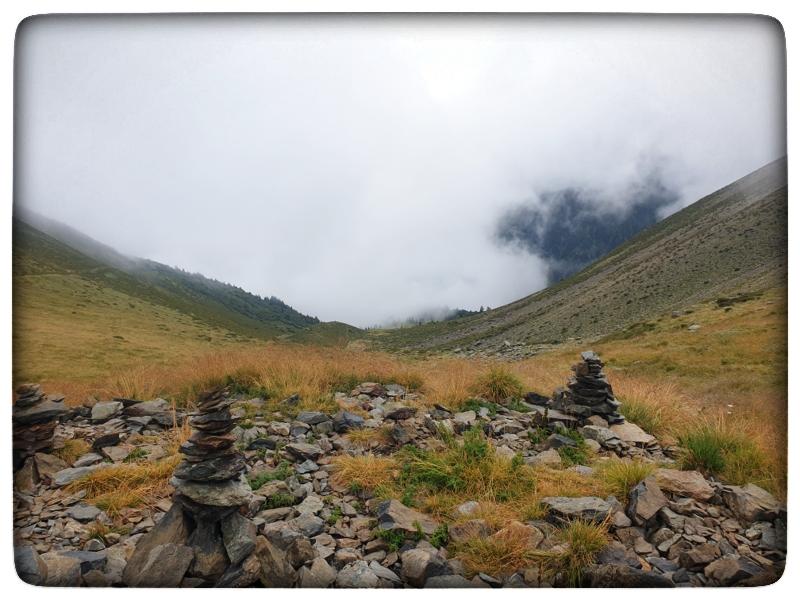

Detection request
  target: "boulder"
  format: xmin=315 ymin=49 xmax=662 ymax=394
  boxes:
xmin=34 ymin=452 xmax=69 ymax=480
xmin=53 ymin=465 xmax=103 ymax=487
xmin=298 ymin=557 xmax=337 ymax=588
xmin=491 ymin=521 xmax=543 ymax=549
xmin=296 ymin=494 xmax=324 ymax=515
xmin=525 ymin=449 xmax=562 ymax=467
xmin=368 ymin=560 xmax=401 ymax=584
xmin=14 ymin=545 xmax=47 ymax=585
xmin=128 ymin=544 xmax=194 ymax=587
xmin=170 ymin=474 xmax=253 ymax=507
xmin=722 ymin=484 xmax=782 ymax=522
xmin=123 ymin=398 xmax=169 ymax=417
xmin=91 ymin=401 xmax=123 ymax=422
xmin=187 ymin=521 xmax=229 ymax=578
xmin=609 ymin=422 xmax=656 ymax=446
xmin=14 ymin=457 xmax=38 ymax=493
xmin=291 ymin=513 xmax=326 ymax=537
xmin=296 ymin=411 xmax=329 ymax=425
xmin=627 ymin=476 xmax=668 ymax=525
xmin=284 ymin=537 xmax=316 ymax=569
xmin=383 ymin=403 xmax=417 ymax=421
xmin=215 ymin=553 xmax=261 ymax=588
xmin=653 ymin=469 xmax=714 ymax=501
xmin=704 ymin=556 xmax=765 ymax=585
xmin=256 ymin=535 xmax=297 ymax=587
xmin=376 ymin=499 xmax=440 ymax=536
xmin=400 ymin=548 xmax=450 ymax=587
xmin=332 ymin=411 xmax=365 ymax=433
xmin=678 ymin=542 xmax=720 ymax=571
xmin=285 ymin=443 xmax=324 ymax=462
xmin=541 ymin=496 xmax=613 ymax=523
xmin=336 ymin=560 xmax=380 ymax=588
xmin=221 ymin=512 xmax=257 ymax=565
xmin=66 ymin=503 xmax=103 ymax=523
xmin=73 ymin=453 xmax=104 ymax=468
xmin=123 ymin=503 xmax=193 ymax=585
xmin=452 ymin=500 xmax=480 ymax=518
xmin=41 ymin=552 xmax=82 ymax=587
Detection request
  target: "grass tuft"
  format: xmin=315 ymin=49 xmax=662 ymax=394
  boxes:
xmin=549 ymin=519 xmax=610 ymax=586
xmin=595 ymin=458 xmax=656 ymax=499
xmin=345 ymin=427 xmax=394 ymax=448
xmin=331 ymin=454 xmax=399 ymax=491
xmin=678 ymin=418 xmax=771 ymax=489
xmin=53 ymin=438 xmax=91 ymax=465
xmin=470 ymin=367 xmax=524 ymax=403
xmin=65 ymin=456 xmax=180 ymax=517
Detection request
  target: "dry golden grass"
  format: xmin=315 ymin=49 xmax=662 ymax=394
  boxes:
xmin=53 ymin=438 xmax=91 ymax=465
xmin=454 ymin=521 xmax=541 ymax=577
xmin=345 ymin=427 xmax=394 ymax=449
xmin=454 ymin=517 xmax=610 ymax=584
xmin=16 ymin=286 xmax=786 ymax=496
xmin=66 ymin=455 xmax=180 ymax=518
xmin=330 ymin=454 xmax=399 ymax=491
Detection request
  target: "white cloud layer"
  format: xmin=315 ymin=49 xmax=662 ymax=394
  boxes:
xmin=15 ymin=15 xmax=786 ymax=326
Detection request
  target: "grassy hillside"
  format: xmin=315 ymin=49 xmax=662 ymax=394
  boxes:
xmin=13 ymin=218 xmax=333 ymax=393
xmin=377 ymin=158 xmax=787 ymax=355
xmin=14 ymin=217 xmax=320 ymax=338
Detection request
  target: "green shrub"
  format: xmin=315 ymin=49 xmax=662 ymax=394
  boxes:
xmin=558 ymin=444 xmax=589 ymax=467
xmin=375 ymin=528 xmax=406 ymax=552
xmin=528 ymin=427 xmax=550 ymax=445
xmin=326 ymin=506 xmax=343 ymax=525
xmin=430 ymin=524 xmax=449 ymax=549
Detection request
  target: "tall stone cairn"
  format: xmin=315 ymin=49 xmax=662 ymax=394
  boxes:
xmin=164 ymin=387 xmax=254 ymax=583
xmin=12 ymin=384 xmax=68 ymax=469
xmin=171 ymin=387 xmax=252 ymax=520
xmin=552 ymin=351 xmax=624 ymax=424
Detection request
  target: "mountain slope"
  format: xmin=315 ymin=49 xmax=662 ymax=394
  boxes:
xmin=13 ymin=216 xmax=319 ymax=340
xmin=378 ymin=157 xmax=787 ymax=354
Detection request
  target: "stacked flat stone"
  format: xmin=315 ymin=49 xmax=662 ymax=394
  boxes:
xmin=12 ymin=384 xmax=68 ymax=469
xmin=171 ymin=387 xmax=252 ymax=521
xmin=552 ymin=351 xmax=624 ymax=424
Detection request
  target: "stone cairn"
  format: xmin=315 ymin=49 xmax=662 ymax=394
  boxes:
xmin=552 ymin=351 xmax=624 ymax=424
xmin=168 ymin=387 xmax=254 ymax=583
xmin=12 ymin=384 xmax=68 ymax=470
xmin=172 ymin=387 xmax=251 ymax=517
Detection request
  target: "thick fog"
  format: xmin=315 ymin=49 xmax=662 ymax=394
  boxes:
xmin=15 ymin=15 xmax=785 ymax=327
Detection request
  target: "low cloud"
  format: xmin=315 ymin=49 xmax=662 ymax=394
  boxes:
xmin=14 ymin=15 xmax=785 ymax=327
xmin=495 ymin=165 xmax=680 ymax=284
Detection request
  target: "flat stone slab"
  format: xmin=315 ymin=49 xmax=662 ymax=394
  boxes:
xmin=541 ymin=496 xmax=613 ymax=523
xmin=171 ymin=474 xmax=253 ymax=507
xmin=610 ymin=421 xmax=656 ymax=445
xmin=375 ymin=499 xmax=440 ymax=535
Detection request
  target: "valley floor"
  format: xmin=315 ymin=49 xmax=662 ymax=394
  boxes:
xmin=12 ymin=285 xmax=787 ymax=587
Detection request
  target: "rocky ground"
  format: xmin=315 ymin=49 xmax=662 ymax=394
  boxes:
xmin=13 ymin=374 xmax=786 ymax=588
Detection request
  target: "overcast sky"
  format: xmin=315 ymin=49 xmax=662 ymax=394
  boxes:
xmin=15 ymin=15 xmax=785 ymax=327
